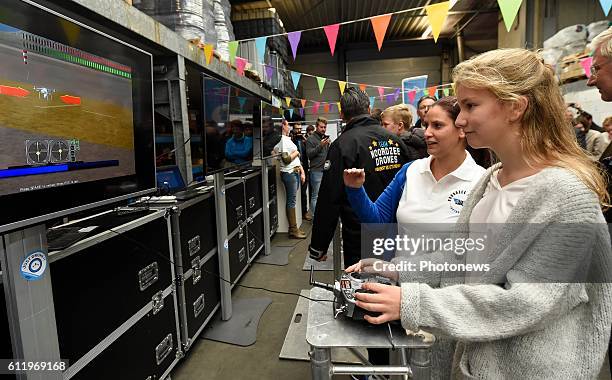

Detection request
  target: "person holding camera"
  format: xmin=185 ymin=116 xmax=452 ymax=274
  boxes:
xmin=305 ymin=117 xmax=330 ymax=220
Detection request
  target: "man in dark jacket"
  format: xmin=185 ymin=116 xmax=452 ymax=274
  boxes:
xmin=308 ymin=87 xmax=410 ymax=266
xmin=305 ymin=117 xmax=330 ymax=220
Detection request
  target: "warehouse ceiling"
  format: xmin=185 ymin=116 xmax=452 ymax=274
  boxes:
xmin=231 ymin=0 xmax=499 ymax=50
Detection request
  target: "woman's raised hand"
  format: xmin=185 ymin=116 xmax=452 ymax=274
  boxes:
xmin=343 ymin=168 xmax=365 ymax=188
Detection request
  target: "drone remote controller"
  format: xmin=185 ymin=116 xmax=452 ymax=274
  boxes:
xmin=309 ymin=267 xmax=394 ymax=321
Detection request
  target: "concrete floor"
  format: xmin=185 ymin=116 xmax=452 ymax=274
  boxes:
xmin=171 ymin=220 xmax=612 ymax=380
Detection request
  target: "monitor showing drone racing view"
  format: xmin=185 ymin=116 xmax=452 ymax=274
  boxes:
xmin=0 ymin=0 xmax=155 ymax=232
xmin=0 ymin=23 xmax=136 ymax=196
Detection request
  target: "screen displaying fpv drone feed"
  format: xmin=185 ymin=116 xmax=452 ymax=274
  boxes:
xmin=0 ymin=22 xmax=135 ymax=196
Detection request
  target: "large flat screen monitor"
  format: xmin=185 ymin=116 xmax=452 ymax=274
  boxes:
xmin=260 ymin=101 xmax=283 ymax=159
xmin=202 ymin=74 xmax=261 ymax=175
xmin=0 ymin=0 xmax=155 ymax=232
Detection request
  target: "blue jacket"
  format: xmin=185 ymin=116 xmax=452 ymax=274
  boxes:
xmin=345 ymin=161 xmax=413 ymax=223
xmin=225 ymin=136 xmax=253 ymax=164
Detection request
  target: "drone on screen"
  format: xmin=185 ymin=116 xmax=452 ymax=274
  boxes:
xmin=33 ymin=86 xmax=56 ymax=101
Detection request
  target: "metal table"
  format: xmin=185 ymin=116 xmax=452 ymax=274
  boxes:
xmin=306 ymin=288 xmax=434 ymax=379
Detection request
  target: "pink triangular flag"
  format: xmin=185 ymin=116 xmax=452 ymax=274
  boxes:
xmin=408 ymin=90 xmax=416 ymax=104
xmin=323 ymin=24 xmax=340 ymax=56
xmin=580 ymin=57 xmax=593 ymax=78
xmin=235 ymin=57 xmax=247 ymax=76
xmin=312 ymin=101 xmax=320 ymax=114
xmin=287 ymin=31 xmax=301 ymax=60
xmin=377 ymin=86 xmax=385 ymax=101
xmin=370 ymin=14 xmax=392 ymax=51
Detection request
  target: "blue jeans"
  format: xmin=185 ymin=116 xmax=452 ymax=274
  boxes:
xmin=281 ymin=171 xmax=299 ymax=209
xmin=309 ymin=170 xmax=324 ymax=216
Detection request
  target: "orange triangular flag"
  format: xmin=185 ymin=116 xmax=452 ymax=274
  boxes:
xmin=425 ymin=1 xmax=450 ymax=43
xmin=370 ymin=14 xmax=392 ymax=51
xmin=428 ymin=86 xmax=437 ymax=97
xmin=359 ymin=83 xmax=368 ymax=92
xmin=204 ymin=44 xmax=214 ymax=65
xmin=301 ymin=99 xmax=307 ymax=108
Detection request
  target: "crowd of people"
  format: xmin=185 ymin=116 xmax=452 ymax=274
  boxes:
xmin=270 ymin=26 xmax=612 ymax=379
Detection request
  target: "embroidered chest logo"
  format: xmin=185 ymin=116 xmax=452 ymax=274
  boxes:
xmin=368 ymin=139 xmax=402 ymax=172
xmin=448 ymin=189 xmax=468 ymax=214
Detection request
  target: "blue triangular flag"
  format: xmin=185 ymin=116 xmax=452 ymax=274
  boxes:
xmin=255 ymin=37 xmax=267 ymax=63
xmin=291 ymin=71 xmax=302 ymax=90
xmin=369 ymin=96 xmax=375 ymax=110
xmin=288 ymin=108 xmax=294 ymax=119
xmin=599 ymin=0 xmax=611 ymax=16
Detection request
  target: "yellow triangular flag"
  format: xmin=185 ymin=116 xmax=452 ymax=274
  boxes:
xmin=285 ymin=97 xmax=292 ymax=107
xmin=337 ymin=102 xmax=341 ymax=113
xmin=204 ymin=44 xmax=214 ymax=65
xmin=425 ymin=1 xmax=450 ymax=43
xmin=338 ymin=81 xmax=347 ymax=95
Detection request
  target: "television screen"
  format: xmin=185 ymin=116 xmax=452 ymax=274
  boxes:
xmin=202 ymin=74 xmax=261 ymax=175
xmin=0 ymin=0 xmax=155 ymax=232
xmin=260 ymin=102 xmax=283 ymax=159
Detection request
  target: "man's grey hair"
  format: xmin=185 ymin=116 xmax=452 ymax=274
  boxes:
xmin=590 ymin=26 xmax=612 ymax=58
xmin=340 ymin=87 xmax=370 ymax=121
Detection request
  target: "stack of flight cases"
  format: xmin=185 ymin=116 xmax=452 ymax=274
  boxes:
xmin=226 ymin=168 xmax=265 ymax=285
xmin=267 ymin=164 xmax=279 ymax=237
xmin=147 ymin=191 xmax=221 ymax=353
xmin=48 ymin=209 xmax=181 ymax=380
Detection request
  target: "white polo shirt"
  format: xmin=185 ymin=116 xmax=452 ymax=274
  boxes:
xmin=396 ymin=152 xmax=486 ymax=224
xmin=273 ymin=135 xmax=301 ymax=173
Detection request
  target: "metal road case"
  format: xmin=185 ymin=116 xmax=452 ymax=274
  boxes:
xmin=225 ymin=178 xmax=247 ymax=235
xmin=269 ymin=197 xmax=279 ymax=236
xmin=246 ymin=210 xmax=264 ymax=262
xmin=243 ymin=170 xmax=262 ymax=217
xmin=47 ymin=209 xmax=181 ymax=380
xmin=227 ymin=222 xmax=248 ymax=286
xmin=163 ymin=193 xmax=221 ymax=352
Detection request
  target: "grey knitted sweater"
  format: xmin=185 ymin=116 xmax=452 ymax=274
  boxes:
xmin=399 ymin=164 xmax=612 ymax=379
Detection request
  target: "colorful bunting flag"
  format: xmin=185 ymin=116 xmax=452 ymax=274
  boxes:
xmin=386 ymin=93 xmax=394 ymax=105
xmin=425 ymin=1 xmax=450 ymax=42
xmin=265 ymin=65 xmax=274 ymax=80
xmin=312 ymin=101 xmax=321 ymax=114
xmin=443 ymin=88 xmax=450 ymax=97
xmin=316 ymin=76 xmax=326 ymax=94
xmin=599 ymin=0 xmax=611 ymax=16
xmin=497 ymin=0 xmax=523 ymax=32
xmin=204 ymin=44 xmax=214 ymax=65
xmin=255 ymin=36 xmax=267 ymax=62
xmin=580 ymin=57 xmax=593 ymax=78
xmin=370 ymin=14 xmax=392 ymax=51
xmin=285 ymin=96 xmax=292 ymax=107
xmin=369 ymin=96 xmax=375 ymax=110
xmin=301 ymin=99 xmax=307 ymax=108
xmin=338 ymin=81 xmax=347 ymax=95
xmin=323 ymin=103 xmax=330 ymax=113
xmin=288 ymin=108 xmax=294 ymax=119
xmin=287 ymin=31 xmax=302 ymax=60
xmin=228 ymin=41 xmax=239 ymax=64
xmin=359 ymin=83 xmax=368 ymax=92
xmin=428 ymin=86 xmax=437 ymax=97
xmin=393 ymin=88 xmax=401 ymax=101
xmin=423 ymin=88 xmax=429 ymax=96
xmin=323 ymin=23 xmax=340 ymax=56
xmin=337 ymin=102 xmax=342 ymax=113
xmin=329 ymin=103 xmax=335 ymax=113
xmin=377 ymin=86 xmax=385 ymax=101
xmin=291 ymin=71 xmax=302 ymax=90
xmin=408 ymin=90 xmax=416 ymax=104
xmin=235 ymin=57 xmax=247 ymax=76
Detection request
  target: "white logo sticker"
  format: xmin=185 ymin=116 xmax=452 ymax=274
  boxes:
xmin=20 ymin=251 xmax=47 ymax=281
xmin=448 ymin=189 xmax=468 ymax=214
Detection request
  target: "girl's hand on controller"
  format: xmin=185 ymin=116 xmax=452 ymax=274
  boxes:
xmin=354 ymin=283 xmax=401 ymax=324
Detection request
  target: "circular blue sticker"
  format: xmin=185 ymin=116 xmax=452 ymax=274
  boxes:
xmin=20 ymin=251 xmax=47 ymax=281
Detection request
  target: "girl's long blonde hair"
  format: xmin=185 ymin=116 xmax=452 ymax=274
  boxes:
xmin=452 ymin=48 xmax=609 ymax=206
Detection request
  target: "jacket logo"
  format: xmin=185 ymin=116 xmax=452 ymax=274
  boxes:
xmin=369 ymin=139 xmax=401 ymax=172
xmin=448 ymin=189 xmax=468 ymax=214
xmin=323 ymin=160 xmax=331 ymax=170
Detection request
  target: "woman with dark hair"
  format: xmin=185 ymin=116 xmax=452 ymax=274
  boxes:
xmin=342 ymin=96 xmax=486 ymax=379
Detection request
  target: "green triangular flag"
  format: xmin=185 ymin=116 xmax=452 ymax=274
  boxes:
xmin=423 ymin=88 xmax=428 ymax=96
xmin=443 ymin=88 xmax=450 ymax=97
xmin=316 ymin=76 xmax=326 ymax=94
xmin=498 ymin=0 xmax=523 ymax=32
xmin=228 ymin=41 xmax=239 ymax=64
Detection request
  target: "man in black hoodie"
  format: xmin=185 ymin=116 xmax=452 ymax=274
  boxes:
xmin=308 ymin=87 xmax=410 ymax=266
